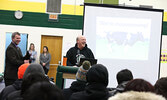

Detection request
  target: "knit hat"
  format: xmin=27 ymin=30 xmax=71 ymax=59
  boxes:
xmin=23 ymin=63 xmax=45 ymax=79
xmin=76 ymin=60 xmax=91 ymax=82
xmin=18 ymin=63 xmax=30 ymax=79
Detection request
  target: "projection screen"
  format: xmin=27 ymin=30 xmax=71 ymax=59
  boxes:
xmin=83 ymin=3 xmax=163 ymax=87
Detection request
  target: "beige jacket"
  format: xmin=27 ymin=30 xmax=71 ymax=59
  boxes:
xmin=108 ymin=91 xmax=165 ymax=100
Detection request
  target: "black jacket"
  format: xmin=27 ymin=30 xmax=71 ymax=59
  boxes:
xmin=6 ymin=90 xmax=22 ymax=100
xmin=63 ymin=81 xmax=87 ymax=100
xmin=109 ymin=81 xmax=129 ymax=96
xmin=69 ymin=64 xmax=111 ymax=100
xmin=0 ymin=79 xmax=22 ymax=100
xmin=66 ymin=43 xmax=94 ymax=66
xmin=4 ymin=43 xmax=24 ymax=80
xmin=69 ymin=83 xmax=111 ymax=100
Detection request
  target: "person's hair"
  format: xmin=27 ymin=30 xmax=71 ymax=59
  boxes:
xmin=43 ymin=46 xmax=49 ymax=53
xmin=76 ymin=36 xmax=79 ymax=42
xmin=124 ymin=78 xmax=154 ymax=92
xmin=11 ymin=32 xmax=20 ymax=39
xmin=154 ymin=77 xmax=167 ymax=99
xmin=76 ymin=35 xmax=84 ymax=42
xmin=116 ymin=69 xmax=133 ymax=84
xmin=23 ymin=82 xmax=63 ymax=100
xmin=29 ymin=43 xmax=35 ymax=51
xmin=21 ymin=72 xmax=49 ymax=95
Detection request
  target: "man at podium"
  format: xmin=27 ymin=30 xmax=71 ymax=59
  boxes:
xmin=66 ymin=35 xmax=94 ymax=66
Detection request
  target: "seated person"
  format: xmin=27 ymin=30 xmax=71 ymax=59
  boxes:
xmin=154 ymin=77 xmax=167 ymax=99
xmin=108 ymin=79 xmax=165 ymax=100
xmin=23 ymin=82 xmax=63 ymax=100
xmin=124 ymin=78 xmax=154 ymax=92
xmin=6 ymin=73 xmax=49 ymax=100
xmin=69 ymin=64 xmax=111 ymax=100
xmin=63 ymin=61 xmax=91 ymax=100
xmin=6 ymin=63 xmax=48 ymax=100
xmin=0 ymin=63 xmax=29 ymax=100
xmin=109 ymin=69 xmax=133 ymax=96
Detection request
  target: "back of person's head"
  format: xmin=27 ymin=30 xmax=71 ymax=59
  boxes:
xmin=154 ymin=77 xmax=167 ymax=99
xmin=124 ymin=78 xmax=154 ymax=92
xmin=116 ymin=69 xmax=133 ymax=84
xmin=76 ymin=60 xmax=91 ymax=82
xmin=21 ymin=72 xmax=49 ymax=95
xmin=23 ymin=63 xmax=45 ymax=79
xmin=86 ymin=64 xmax=108 ymax=86
xmin=18 ymin=63 xmax=30 ymax=79
xmin=24 ymin=82 xmax=63 ymax=100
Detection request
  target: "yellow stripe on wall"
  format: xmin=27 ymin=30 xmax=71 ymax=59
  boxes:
xmin=0 ymin=0 xmax=166 ymax=17
xmin=62 ymin=4 xmax=83 ymax=15
xmin=164 ymin=12 xmax=167 ymax=21
xmin=0 ymin=0 xmax=83 ymax=15
xmin=0 ymin=0 xmax=46 ymax=13
xmin=76 ymin=5 xmax=84 ymax=15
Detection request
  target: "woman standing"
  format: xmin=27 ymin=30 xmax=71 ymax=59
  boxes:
xmin=28 ymin=43 xmax=37 ymax=63
xmin=40 ymin=46 xmax=51 ymax=74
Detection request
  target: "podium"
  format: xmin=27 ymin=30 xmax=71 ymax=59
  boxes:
xmin=56 ymin=65 xmax=78 ymax=89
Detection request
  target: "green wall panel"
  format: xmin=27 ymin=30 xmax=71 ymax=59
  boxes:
xmin=84 ymin=0 xmax=119 ymax=5
xmin=84 ymin=0 xmax=100 ymax=4
xmin=103 ymin=0 xmax=118 ymax=5
xmin=0 ymin=10 xmax=166 ymax=36
xmin=163 ymin=22 xmax=167 ymax=35
xmin=0 ymin=10 xmax=83 ymax=29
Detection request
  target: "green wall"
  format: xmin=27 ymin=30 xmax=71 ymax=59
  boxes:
xmin=0 ymin=10 xmax=166 ymax=35
xmin=163 ymin=22 xmax=167 ymax=35
xmin=0 ymin=10 xmax=83 ymax=29
xmin=84 ymin=0 xmax=119 ymax=5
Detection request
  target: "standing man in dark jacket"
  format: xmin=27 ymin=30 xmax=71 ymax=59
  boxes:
xmin=66 ymin=35 xmax=94 ymax=66
xmin=69 ymin=64 xmax=111 ymax=100
xmin=4 ymin=32 xmax=29 ymax=86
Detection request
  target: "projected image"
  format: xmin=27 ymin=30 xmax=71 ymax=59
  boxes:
xmin=96 ymin=17 xmax=151 ymax=60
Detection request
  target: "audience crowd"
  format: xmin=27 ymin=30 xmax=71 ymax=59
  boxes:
xmin=1 ymin=61 xmax=167 ymax=100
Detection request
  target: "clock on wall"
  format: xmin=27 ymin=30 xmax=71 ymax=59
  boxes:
xmin=14 ymin=10 xmax=23 ymax=19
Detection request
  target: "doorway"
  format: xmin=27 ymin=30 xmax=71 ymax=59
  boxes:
xmin=40 ymin=35 xmax=63 ymax=82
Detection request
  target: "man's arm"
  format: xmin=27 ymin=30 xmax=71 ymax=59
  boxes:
xmin=66 ymin=49 xmax=75 ymax=66
xmin=88 ymin=48 xmax=95 ymax=59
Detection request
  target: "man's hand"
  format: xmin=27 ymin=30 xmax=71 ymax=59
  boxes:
xmin=43 ymin=63 xmax=46 ymax=66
